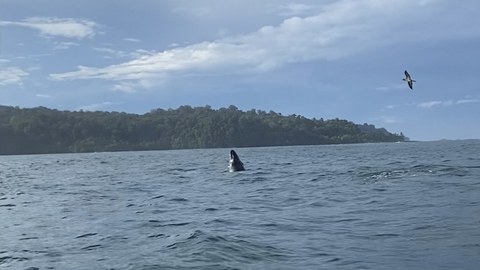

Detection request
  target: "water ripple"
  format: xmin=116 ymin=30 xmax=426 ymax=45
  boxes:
xmin=1 ymin=141 xmax=479 ymax=269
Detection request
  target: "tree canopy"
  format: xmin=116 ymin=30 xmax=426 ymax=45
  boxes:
xmin=0 ymin=105 xmax=406 ymax=155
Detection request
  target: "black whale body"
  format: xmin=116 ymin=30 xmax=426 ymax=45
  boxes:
xmin=228 ymin=150 xmax=245 ymax=172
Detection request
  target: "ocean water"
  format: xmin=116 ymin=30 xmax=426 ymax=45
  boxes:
xmin=1 ymin=140 xmax=480 ymax=270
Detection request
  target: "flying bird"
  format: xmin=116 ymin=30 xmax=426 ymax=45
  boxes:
xmin=403 ymin=70 xmax=416 ymax=90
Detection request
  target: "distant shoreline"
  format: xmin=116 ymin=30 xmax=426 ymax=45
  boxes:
xmin=0 ymin=105 xmax=406 ymax=155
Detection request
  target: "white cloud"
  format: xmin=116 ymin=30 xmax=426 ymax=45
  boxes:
xmin=124 ymin=38 xmax=141 ymax=43
xmin=417 ymin=101 xmax=445 ymax=109
xmin=0 ymin=67 xmax=29 ymax=86
xmin=0 ymin=17 xmax=99 ymax=39
xmin=54 ymin=41 xmax=80 ymax=50
xmin=50 ymin=0 xmax=479 ymax=89
xmin=387 ymin=98 xmax=480 ymax=110
xmin=93 ymin=48 xmax=159 ymax=60
xmin=51 ymin=43 xmax=229 ymax=81
xmin=417 ymin=99 xmax=479 ymax=109
xmin=456 ymin=99 xmax=480 ymax=105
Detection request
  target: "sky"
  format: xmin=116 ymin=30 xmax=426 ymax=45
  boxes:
xmin=1 ymin=0 xmax=480 ymax=141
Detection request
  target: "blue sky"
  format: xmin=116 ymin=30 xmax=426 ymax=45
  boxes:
xmin=1 ymin=0 xmax=480 ymax=141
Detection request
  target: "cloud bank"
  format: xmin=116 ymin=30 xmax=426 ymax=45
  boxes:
xmin=49 ymin=0 xmax=478 ymax=90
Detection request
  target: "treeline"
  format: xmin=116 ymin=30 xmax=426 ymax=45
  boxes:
xmin=0 ymin=105 xmax=406 ymax=155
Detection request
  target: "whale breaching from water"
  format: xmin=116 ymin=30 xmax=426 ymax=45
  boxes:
xmin=403 ymin=70 xmax=416 ymax=90
xmin=228 ymin=150 xmax=245 ymax=172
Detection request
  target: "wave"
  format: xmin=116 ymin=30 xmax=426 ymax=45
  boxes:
xmin=357 ymin=163 xmax=471 ymax=182
xmin=162 ymin=230 xmax=289 ymax=267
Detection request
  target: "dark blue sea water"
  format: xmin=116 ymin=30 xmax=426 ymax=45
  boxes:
xmin=1 ymin=140 xmax=480 ymax=270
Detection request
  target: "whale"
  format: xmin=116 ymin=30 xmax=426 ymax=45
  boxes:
xmin=228 ymin=150 xmax=245 ymax=172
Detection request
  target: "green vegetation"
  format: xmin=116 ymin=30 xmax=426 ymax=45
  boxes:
xmin=0 ymin=105 xmax=405 ymax=155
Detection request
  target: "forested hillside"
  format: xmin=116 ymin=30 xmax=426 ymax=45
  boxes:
xmin=0 ymin=105 xmax=406 ymax=155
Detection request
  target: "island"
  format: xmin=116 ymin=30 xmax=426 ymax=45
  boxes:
xmin=0 ymin=105 xmax=406 ymax=155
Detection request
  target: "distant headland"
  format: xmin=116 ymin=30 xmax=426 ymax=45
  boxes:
xmin=0 ymin=105 xmax=406 ymax=155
